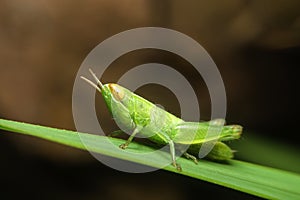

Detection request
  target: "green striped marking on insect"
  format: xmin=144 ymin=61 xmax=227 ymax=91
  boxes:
xmin=81 ymin=69 xmax=242 ymax=171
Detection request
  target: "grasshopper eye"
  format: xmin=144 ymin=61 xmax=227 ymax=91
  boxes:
xmin=109 ymin=84 xmax=125 ymax=101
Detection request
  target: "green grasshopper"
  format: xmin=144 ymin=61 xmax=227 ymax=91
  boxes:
xmin=81 ymin=69 xmax=242 ymax=171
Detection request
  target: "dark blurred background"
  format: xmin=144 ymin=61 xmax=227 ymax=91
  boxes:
xmin=0 ymin=0 xmax=299 ymax=199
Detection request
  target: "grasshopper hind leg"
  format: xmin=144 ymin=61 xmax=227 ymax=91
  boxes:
xmin=169 ymin=140 xmax=182 ymax=171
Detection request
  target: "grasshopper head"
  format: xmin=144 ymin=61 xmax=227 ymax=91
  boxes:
xmin=81 ymin=69 xmax=135 ymax=132
xmin=108 ymin=83 xmax=126 ymax=102
xmin=80 ymin=69 xmax=128 ymax=107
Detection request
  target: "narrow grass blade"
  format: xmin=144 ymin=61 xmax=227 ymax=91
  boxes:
xmin=0 ymin=118 xmax=299 ymax=199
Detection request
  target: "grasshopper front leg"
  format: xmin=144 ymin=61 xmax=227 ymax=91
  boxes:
xmin=119 ymin=126 xmax=142 ymax=149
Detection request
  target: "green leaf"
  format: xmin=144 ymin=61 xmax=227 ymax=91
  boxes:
xmin=1 ymin=118 xmax=299 ymax=199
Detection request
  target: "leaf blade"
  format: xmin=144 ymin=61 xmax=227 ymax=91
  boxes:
xmin=0 ymin=118 xmax=299 ymax=199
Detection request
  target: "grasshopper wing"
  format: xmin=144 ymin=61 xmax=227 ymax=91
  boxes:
xmin=173 ymin=122 xmax=215 ymax=145
xmin=172 ymin=121 xmax=242 ymax=145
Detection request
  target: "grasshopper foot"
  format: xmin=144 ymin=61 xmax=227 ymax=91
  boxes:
xmin=172 ymin=161 xmax=182 ymax=172
xmin=176 ymin=164 xmax=182 ymax=172
xmin=184 ymin=152 xmax=198 ymax=164
xmin=119 ymin=143 xmax=128 ymax=149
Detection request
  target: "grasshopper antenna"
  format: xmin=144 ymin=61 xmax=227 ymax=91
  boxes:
xmin=88 ymin=69 xmax=104 ymax=88
xmin=80 ymin=68 xmax=103 ymax=93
